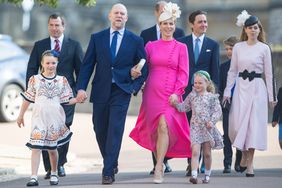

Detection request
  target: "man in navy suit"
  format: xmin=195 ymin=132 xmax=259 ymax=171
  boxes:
xmin=178 ymin=10 xmax=220 ymax=177
xmin=76 ymin=3 xmax=148 ymax=185
xmin=26 ymin=14 xmax=83 ymax=179
xmin=140 ymin=1 xmax=185 ymax=45
xmin=139 ymin=1 xmax=185 ymax=175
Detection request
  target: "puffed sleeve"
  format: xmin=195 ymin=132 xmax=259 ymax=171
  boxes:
xmin=174 ymin=43 xmax=189 ymax=95
xmin=21 ymin=75 xmax=36 ymax=103
xmin=224 ymin=44 xmax=239 ymax=97
xmin=209 ymin=94 xmax=222 ymax=126
xmin=60 ymin=76 xmax=74 ymax=104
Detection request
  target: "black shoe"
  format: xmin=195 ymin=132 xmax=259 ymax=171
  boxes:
xmin=185 ymin=164 xmax=191 ymax=177
xmin=234 ymin=164 xmax=241 ymax=172
xmin=44 ymin=171 xmax=51 ymax=180
xmin=50 ymin=175 xmax=59 ymax=185
xmin=164 ymin=163 xmax=172 ymax=173
xmin=113 ymin=167 xmax=119 ymax=174
xmin=58 ymin=166 xmax=66 ymax=177
xmin=223 ymin=166 xmax=231 ymax=173
xmin=102 ymin=175 xmax=115 ymax=184
xmin=246 ymin=173 xmax=255 ymax=177
xmin=26 ymin=178 xmax=39 ymax=187
xmin=149 ymin=168 xmax=155 ymax=175
xmin=239 ymin=165 xmax=247 ymax=173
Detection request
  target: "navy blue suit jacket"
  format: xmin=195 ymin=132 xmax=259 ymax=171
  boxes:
xmin=26 ymin=37 xmax=83 ymax=90
xmin=140 ymin=25 xmax=185 ymax=45
xmin=76 ymin=28 xmax=148 ymax=103
xmin=219 ymin=59 xmax=231 ymax=98
xmin=178 ymin=34 xmax=220 ymax=96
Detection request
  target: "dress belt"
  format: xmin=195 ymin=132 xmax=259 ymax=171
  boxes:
xmin=238 ymin=69 xmax=262 ymax=81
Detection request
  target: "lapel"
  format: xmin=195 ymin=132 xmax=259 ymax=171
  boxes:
xmin=187 ymin=35 xmax=195 ymax=64
xmin=152 ymin=25 xmax=158 ymax=41
xmin=199 ymin=36 xmax=208 ymax=61
xmin=101 ymin=28 xmax=111 ymax=64
xmin=60 ymin=37 xmax=68 ymax=59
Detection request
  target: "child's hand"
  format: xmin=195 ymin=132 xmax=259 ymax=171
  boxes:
xmin=206 ymin=121 xmax=213 ymax=129
xmin=17 ymin=116 xmax=25 ymax=128
xmin=169 ymin=94 xmax=178 ymax=106
xmin=272 ymin=121 xmax=278 ymax=127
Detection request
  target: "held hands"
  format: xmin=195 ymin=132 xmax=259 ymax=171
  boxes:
xmin=130 ymin=65 xmax=142 ymax=80
xmin=270 ymin=101 xmax=277 ymax=108
xmin=169 ymin=94 xmax=178 ymax=106
xmin=206 ymin=121 xmax=213 ymax=129
xmin=76 ymin=90 xmax=87 ymax=103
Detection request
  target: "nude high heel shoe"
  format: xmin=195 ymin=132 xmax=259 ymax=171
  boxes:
xmin=153 ymin=169 xmax=163 ymax=184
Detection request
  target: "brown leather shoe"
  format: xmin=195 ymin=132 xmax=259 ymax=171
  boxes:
xmin=102 ymin=176 xmax=115 ymax=184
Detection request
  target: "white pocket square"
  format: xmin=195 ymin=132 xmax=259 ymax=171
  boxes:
xmin=206 ymin=49 xmax=211 ymax=52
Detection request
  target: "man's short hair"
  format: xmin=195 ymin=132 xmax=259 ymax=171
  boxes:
xmin=188 ymin=10 xmax=207 ymax=24
xmin=48 ymin=13 xmax=65 ymax=26
xmin=155 ymin=1 xmax=166 ymax=12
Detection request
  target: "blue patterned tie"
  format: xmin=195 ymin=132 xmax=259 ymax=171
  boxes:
xmin=111 ymin=31 xmax=119 ymax=60
xmin=194 ymin=37 xmax=200 ymax=63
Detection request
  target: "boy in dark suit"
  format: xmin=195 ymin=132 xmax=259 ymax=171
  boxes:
xmin=219 ymin=36 xmax=242 ymax=173
xmin=272 ymin=87 xmax=282 ymax=150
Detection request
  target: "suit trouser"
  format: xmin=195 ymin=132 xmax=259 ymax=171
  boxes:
xmin=93 ymin=84 xmax=131 ymax=177
xmin=42 ymin=104 xmax=75 ymax=172
xmin=222 ymin=110 xmax=242 ymax=168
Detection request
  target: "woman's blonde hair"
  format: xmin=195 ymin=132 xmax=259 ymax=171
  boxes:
xmin=40 ymin=50 xmax=59 ymax=73
xmin=194 ymin=70 xmax=216 ymax=93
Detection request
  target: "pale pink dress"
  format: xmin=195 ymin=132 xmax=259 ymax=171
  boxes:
xmin=224 ymin=41 xmax=275 ymax=151
xmin=130 ymin=39 xmax=192 ymax=158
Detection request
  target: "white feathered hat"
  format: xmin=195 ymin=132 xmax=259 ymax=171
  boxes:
xmin=159 ymin=2 xmax=181 ymax=22
xmin=236 ymin=10 xmax=259 ymax=27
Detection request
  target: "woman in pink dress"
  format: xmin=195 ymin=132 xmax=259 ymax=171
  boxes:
xmin=130 ymin=2 xmax=191 ymax=183
xmin=223 ymin=11 xmax=276 ymax=177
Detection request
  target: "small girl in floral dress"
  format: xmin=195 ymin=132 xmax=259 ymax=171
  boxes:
xmin=170 ymin=70 xmax=223 ymax=184
xmin=17 ymin=50 xmax=77 ymax=187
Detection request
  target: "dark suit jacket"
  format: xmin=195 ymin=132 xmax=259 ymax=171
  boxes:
xmin=76 ymin=28 xmax=148 ymax=103
xmin=26 ymin=36 xmax=83 ymax=125
xmin=273 ymin=87 xmax=282 ymax=124
xmin=140 ymin=25 xmax=185 ymax=45
xmin=219 ymin=59 xmax=231 ymax=98
xmin=26 ymin=37 xmax=83 ymax=91
xmin=178 ymin=34 xmax=220 ymax=97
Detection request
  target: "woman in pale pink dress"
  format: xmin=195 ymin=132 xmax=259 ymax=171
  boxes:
xmin=129 ymin=2 xmax=191 ymax=183
xmin=223 ymin=11 xmax=276 ymax=177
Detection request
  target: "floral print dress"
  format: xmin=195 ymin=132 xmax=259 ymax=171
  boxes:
xmin=176 ymin=90 xmax=223 ymax=149
xmin=22 ymin=74 xmax=73 ymax=150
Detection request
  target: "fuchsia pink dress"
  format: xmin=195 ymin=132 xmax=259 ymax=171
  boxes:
xmin=130 ymin=39 xmax=191 ymax=158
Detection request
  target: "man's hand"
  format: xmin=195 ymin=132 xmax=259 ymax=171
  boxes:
xmin=77 ymin=90 xmax=87 ymax=103
xmin=130 ymin=65 xmax=142 ymax=80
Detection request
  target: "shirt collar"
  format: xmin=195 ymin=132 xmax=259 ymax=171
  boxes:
xmin=156 ymin=24 xmax=160 ymax=33
xmin=50 ymin=34 xmax=64 ymax=43
xmin=110 ymin=28 xmax=125 ymax=36
xmin=192 ymin=33 xmax=205 ymax=43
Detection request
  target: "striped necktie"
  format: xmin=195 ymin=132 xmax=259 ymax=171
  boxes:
xmin=54 ymin=39 xmax=60 ymax=52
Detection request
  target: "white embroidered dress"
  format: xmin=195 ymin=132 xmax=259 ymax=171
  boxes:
xmin=22 ymin=74 xmax=73 ymax=150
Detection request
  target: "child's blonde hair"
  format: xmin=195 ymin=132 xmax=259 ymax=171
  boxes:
xmin=40 ymin=50 xmax=59 ymax=73
xmin=194 ymin=70 xmax=216 ymax=93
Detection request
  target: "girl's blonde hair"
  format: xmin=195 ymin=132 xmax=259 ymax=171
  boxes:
xmin=194 ymin=70 xmax=216 ymax=93
xmin=40 ymin=50 xmax=59 ymax=73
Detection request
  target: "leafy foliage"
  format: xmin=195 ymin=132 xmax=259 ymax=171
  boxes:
xmin=0 ymin=0 xmax=96 ymax=7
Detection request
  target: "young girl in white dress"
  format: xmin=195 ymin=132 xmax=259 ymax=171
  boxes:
xmin=170 ymin=70 xmax=223 ymax=184
xmin=17 ymin=50 xmax=78 ymax=186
